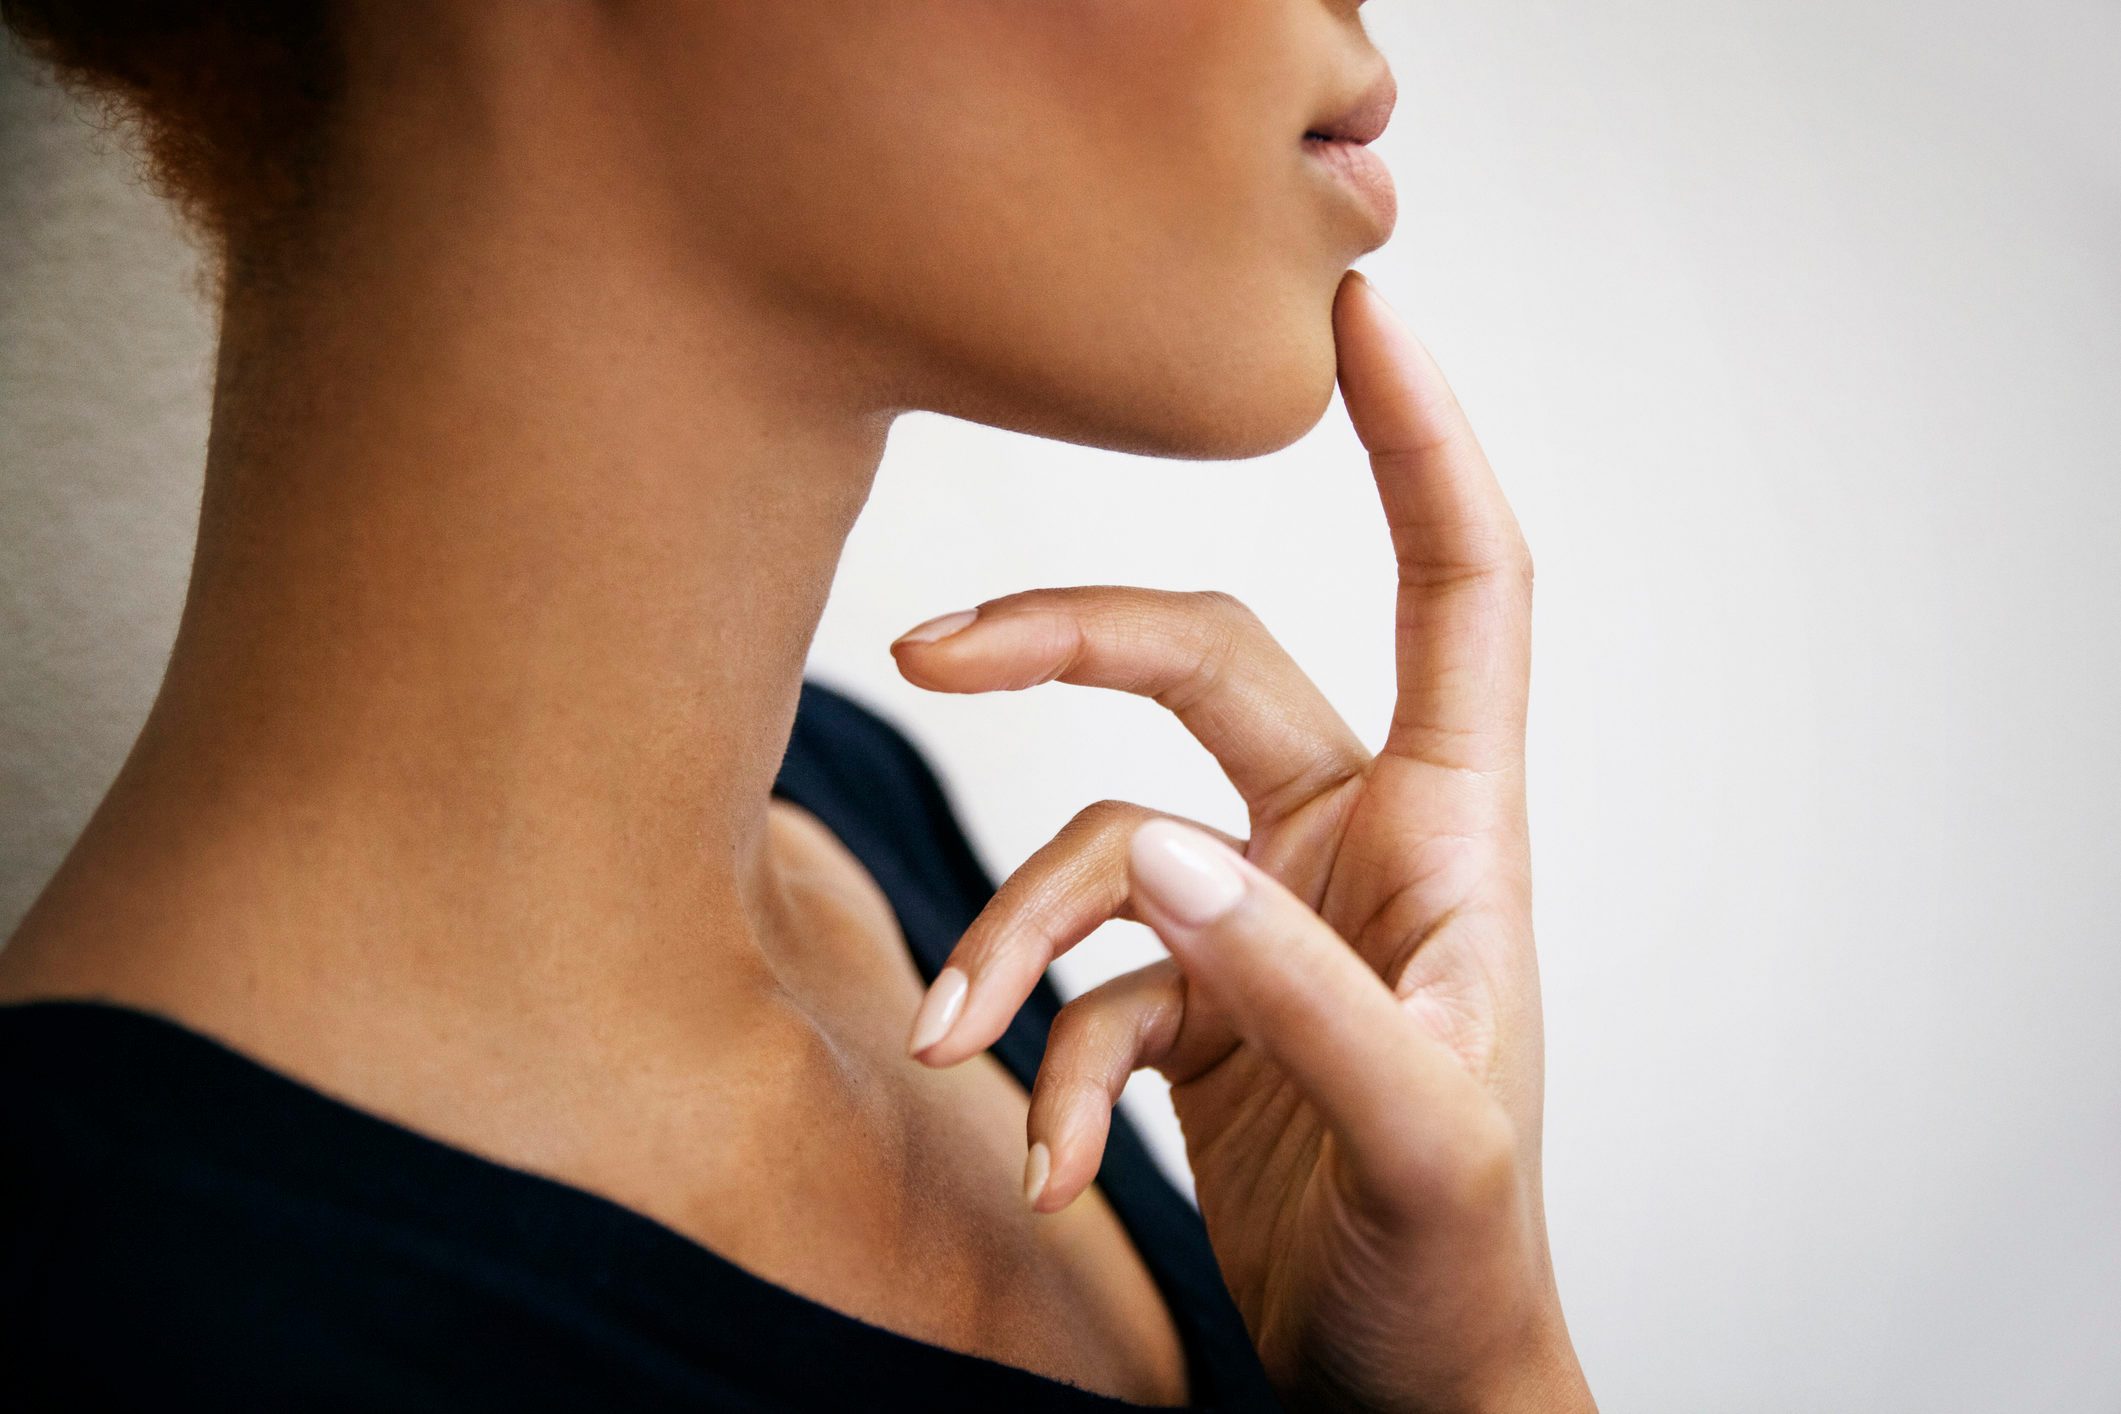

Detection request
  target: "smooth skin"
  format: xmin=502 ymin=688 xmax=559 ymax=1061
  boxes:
xmin=898 ymin=274 xmax=1592 ymax=1412
xmin=2 ymin=1 xmax=1589 ymax=1409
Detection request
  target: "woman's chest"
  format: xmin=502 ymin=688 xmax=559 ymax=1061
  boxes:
xmin=670 ymin=1019 xmax=1193 ymax=1405
xmin=618 ymin=802 xmax=1194 ymax=1404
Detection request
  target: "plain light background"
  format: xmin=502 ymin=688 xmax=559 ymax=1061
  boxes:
xmin=4 ymin=5 xmax=2117 ymax=1409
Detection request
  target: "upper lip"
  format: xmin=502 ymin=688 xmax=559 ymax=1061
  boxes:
xmin=1307 ymin=65 xmax=1398 ymax=145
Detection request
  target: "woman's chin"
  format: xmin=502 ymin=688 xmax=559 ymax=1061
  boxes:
xmin=1121 ymin=357 xmax=1339 ymax=461
xmin=1047 ymin=335 xmax=1341 ymax=462
xmin=918 ymin=302 xmax=1342 ymax=462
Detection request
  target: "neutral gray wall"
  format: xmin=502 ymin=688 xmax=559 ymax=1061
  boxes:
xmin=2 ymin=45 xmax=214 ymax=909
xmin=5 ymin=5 xmax=2118 ymax=1408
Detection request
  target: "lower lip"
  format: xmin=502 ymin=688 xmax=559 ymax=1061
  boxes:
xmin=1304 ymin=138 xmax=1398 ymax=244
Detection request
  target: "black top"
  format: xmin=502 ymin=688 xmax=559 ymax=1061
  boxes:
xmin=0 ymin=677 xmax=1283 ymax=1411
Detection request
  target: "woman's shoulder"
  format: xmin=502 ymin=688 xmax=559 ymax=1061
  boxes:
xmin=776 ymin=677 xmax=1002 ymax=971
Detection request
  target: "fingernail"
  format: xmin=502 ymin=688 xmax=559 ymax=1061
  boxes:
xmin=1023 ymin=1141 xmax=1051 ymax=1209
xmin=907 ymin=965 xmax=969 ymax=1057
xmin=895 ymin=608 xmax=979 ymax=646
xmin=1129 ymin=819 xmax=1247 ymax=927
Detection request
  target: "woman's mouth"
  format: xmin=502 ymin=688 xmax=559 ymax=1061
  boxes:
xmin=1303 ymin=134 xmax=1397 ymax=244
xmin=1304 ymin=67 xmax=1399 ymax=244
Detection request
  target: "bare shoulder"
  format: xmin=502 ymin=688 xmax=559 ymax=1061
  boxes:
xmin=760 ymin=797 xmax=933 ymax=1037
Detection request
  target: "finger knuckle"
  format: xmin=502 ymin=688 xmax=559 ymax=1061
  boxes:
xmin=1506 ymin=532 xmax=1535 ymax=592
xmin=1192 ymin=588 xmax=1260 ymax=627
xmin=1153 ymin=593 xmax=1258 ymax=715
xmin=1047 ymin=1001 xmax=1134 ymax=1091
xmin=1066 ymin=797 xmax=1145 ymax=840
xmin=1048 ymin=995 xmax=1099 ymax=1051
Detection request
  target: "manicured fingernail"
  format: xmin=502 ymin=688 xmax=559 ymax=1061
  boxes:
xmin=1129 ymin=819 xmax=1247 ymax=927
xmin=895 ymin=608 xmax=979 ymax=646
xmin=907 ymin=965 xmax=969 ymax=1057
xmin=1023 ymin=1141 xmax=1052 ymax=1209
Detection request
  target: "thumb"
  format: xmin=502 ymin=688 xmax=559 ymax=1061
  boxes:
xmin=1127 ymin=817 xmax=1498 ymax=1203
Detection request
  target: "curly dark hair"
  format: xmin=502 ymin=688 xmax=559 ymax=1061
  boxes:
xmin=2 ymin=0 xmax=340 ymax=275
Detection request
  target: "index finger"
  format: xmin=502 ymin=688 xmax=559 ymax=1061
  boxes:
xmin=1334 ymin=272 xmax=1533 ymax=775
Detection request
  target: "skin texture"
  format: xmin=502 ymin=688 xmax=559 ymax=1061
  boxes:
xmin=603 ymin=0 xmax=1393 ymax=457
xmin=1 ymin=1 xmax=1589 ymax=1408
xmin=901 ymin=277 xmax=1595 ymax=1411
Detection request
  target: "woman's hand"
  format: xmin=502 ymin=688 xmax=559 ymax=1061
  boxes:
xmin=890 ymin=271 xmax=1592 ymax=1414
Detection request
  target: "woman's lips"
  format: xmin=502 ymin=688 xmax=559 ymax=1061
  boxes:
xmin=1304 ymin=64 xmax=1398 ymax=244
xmin=1304 ymin=135 xmax=1398 ymax=244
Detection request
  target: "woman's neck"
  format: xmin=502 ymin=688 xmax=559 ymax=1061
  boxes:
xmin=1 ymin=131 xmax=903 ymax=1049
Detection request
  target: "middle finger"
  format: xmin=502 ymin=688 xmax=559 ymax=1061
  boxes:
xmin=906 ymin=796 xmax=1242 ymax=1069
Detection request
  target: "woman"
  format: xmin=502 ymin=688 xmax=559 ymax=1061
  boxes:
xmin=0 ymin=3 xmax=1595 ymax=1410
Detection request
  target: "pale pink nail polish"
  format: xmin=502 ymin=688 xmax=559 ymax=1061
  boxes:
xmin=907 ymin=965 xmax=969 ymax=1057
xmin=895 ymin=608 xmax=978 ymax=646
xmin=1130 ymin=819 xmax=1247 ymax=927
xmin=1023 ymin=1141 xmax=1052 ymax=1209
